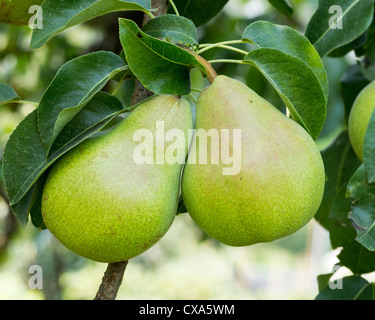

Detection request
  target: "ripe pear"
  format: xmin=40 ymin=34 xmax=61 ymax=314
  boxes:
xmin=348 ymin=81 xmax=375 ymax=162
xmin=42 ymin=95 xmax=193 ymax=263
xmin=182 ymin=75 xmax=325 ymax=246
xmin=0 ymin=0 xmax=43 ymax=25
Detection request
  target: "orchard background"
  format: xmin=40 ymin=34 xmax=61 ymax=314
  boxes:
xmin=0 ymin=0 xmax=375 ymax=300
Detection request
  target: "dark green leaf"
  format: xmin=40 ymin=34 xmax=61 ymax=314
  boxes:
xmin=268 ymin=0 xmax=294 ymax=19
xmin=363 ymin=109 xmax=375 ymax=183
xmin=305 ymin=0 xmax=375 ymax=57
xmin=176 ymin=197 xmax=187 ymax=216
xmin=10 ymin=186 xmax=35 ymax=227
xmin=0 ymin=163 xmax=3 ymax=190
xmin=347 ymin=165 xmax=375 ymax=251
xmin=328 ymin=32 xmax=367 ymax=58
xmin=328 ymin=185 xmax=375 ymax=275
xmin=168 ymin=0 xmax=229 ymax=27
xmin=316 ymin=276 xmax=373 ymax=300
xmin=340 ymin=64 xmax=370 ymax=124
xmin=317 ymin=272 xmax=334 ymax=292
xmin=329 ymin=185 xmax=352 ymax=222
xmin=337 ymin=238 xmax=375 ymax=274
xmin=358 ymin=59 xmax=375 ymax=81
xmin=30 ymin=0 xmax=152 ymax=48
xmin=3 ymin=92 xmax=123 ymax=224
xmin=364 ymin=19 xmax=375 ymax=61
xmin=119 ymin=18 xmax=206 ymax=95
xmin=0 ymin=84 xmax=19 ymax=105
xmin=29 ymin=172 xmax=48 ymax=230
xmin=37 ymin=51 xmax=126 ymax=155
xmin=315 ymin=131 xmax=361 ymax=230
xmin=242 ymin=20 xmax=328 ymax=102
xmin=243 ymin=48 xmax=326 ymax=140
xmin=142 ymin=14 xmax=198 ymax=45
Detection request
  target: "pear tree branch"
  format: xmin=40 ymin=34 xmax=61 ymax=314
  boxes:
xmin=93 ymin=0 xmax=168 ymax=301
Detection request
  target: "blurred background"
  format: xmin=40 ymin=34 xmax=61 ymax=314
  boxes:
xmin=1 ymin=0 xmax=373 ymax=300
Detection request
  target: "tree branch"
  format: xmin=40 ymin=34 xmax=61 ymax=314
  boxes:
xmin=94 ymin=261 xmax=129 ymax=300
xmin=94 ymin=0 xmax=168 ymax=301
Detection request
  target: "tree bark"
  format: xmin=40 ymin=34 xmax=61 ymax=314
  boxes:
xmin=94 ymin=261 xmax=129 ymax=300
xmin=94 ymin=0 xmax=168 ymax=301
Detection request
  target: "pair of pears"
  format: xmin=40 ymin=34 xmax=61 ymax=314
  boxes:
xmin=42 ymin=75 xmax=325 ymax=263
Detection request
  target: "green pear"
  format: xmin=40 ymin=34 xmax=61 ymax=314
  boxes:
xmin=348 ymin=81 xmax=375 ymax=162
xmin=182 ymin=75 xmax=325 ymax=246
xmin=42 ymin=95 xmax=193 ymax=263
xmin=0 ymin=0 xmax=43 ymax=25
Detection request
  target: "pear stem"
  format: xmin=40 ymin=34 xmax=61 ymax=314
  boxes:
xmin=196 ymin=40 xmax=247 ymax=55
xmin=6 ymin=100 xmax=39 ymax=107
xmin=206 ymin=44 xmax=248 ymax=56
xmin=168 ymin=0 xmax=180 ymax=16
xmin=208 ymin=59 xmax=246 ymax=65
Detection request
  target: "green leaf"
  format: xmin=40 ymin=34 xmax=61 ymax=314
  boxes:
xmin=176 ymin=197 xmax=188 ymax=216
xmin=119 ymin=18 xmax=206 ymax=95
xmin=321 ymin=141 xmax=375 ymax=275
xmin=347 ymin=164 xmax=375 ymax=251
xmin=315 ymin=131 xmax=361 ymax=230
xmin=328 ymin=32 xmax=367 ymax=58
xmin=305 ymin=0 xmax=375 ymax=57
xmin=142 ymin=14 xmax=198 ymax=45
xmin=29 ymin=172 xmax=48 ymax=230
xmin=337 ymin=238 xmax=375 ymax=274
xmin=0 ymin=163 xmax=3 ymax=190
xmin=37 ymin=51 xmax=126 ymax=155
xmin=243 ymin=48 xmax=326 ymax=140
xmin=242 ymin=20 xmax=329 ymax=102
xmin=0 ymin=84 xmax=19 ymax=105
xmin=2 ymin=92 xmax=124 ymax=224
xmin=168 ymin=0 xmax=229 ymax=27
xmin=363 ymin=109 xmax=375 ymax=183
xmin=316 ymin=276 xmax=373 ymax=300
xmin=364 ymin=19 xmax=375 ymax=61
xmin=340 ymin=64 xmax=370 ymax=124
xmin=268 ymin=0 xmax=294 ymax=19
xmin=317 ymin=272 xmax=334 ymax=292
xmin=30 ymin=0 xmax=152 ymax=48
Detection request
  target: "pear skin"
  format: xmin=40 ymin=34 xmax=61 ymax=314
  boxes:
xmin=348 ymin=81 xmax=375 ymax=162
xmin=42 ymin=95 xmax=193 ymax=263
xmin=182 ymin=75 xmax=325 ymax=246
xmin=0 ymin=0 xmax=43 ymax=25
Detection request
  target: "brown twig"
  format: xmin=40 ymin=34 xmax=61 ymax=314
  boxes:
xmin=93 ymin=0 xmax=168 ymax=301
xmin=94 ymin=261 xmax=129 ymax=300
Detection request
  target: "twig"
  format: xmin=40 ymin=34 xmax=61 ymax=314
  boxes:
xmin=94 ymin=0 xmax=168 ymax=301
xmin=94 ymin=261 xmax=129 ymax=300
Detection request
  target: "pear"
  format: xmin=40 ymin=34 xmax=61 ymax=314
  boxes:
xmin=42 ymin=95 xmax=193 ymax=263
xmin=348 ymin=81 xmax=375 ymax=162
xmin=182 ymin=75 xmax=325 ymax=246
xmin=0 ymin=0 xmax=43 ymax=25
